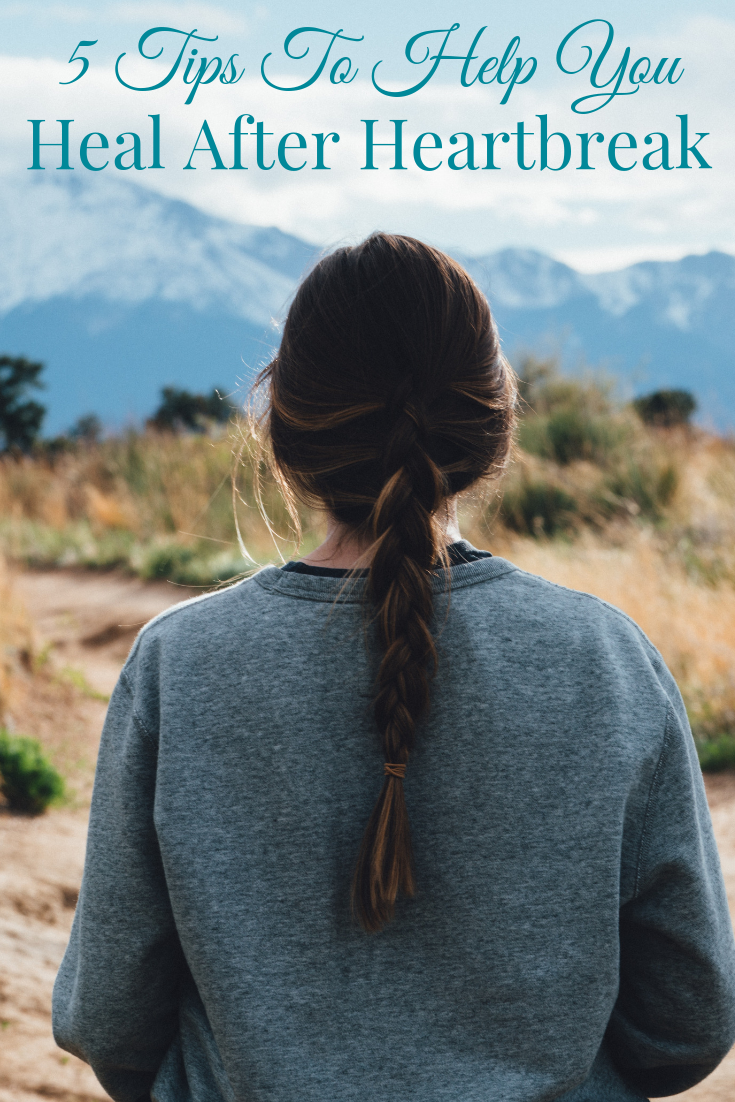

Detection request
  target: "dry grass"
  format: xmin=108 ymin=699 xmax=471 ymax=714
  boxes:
xmin=0 ymin=562 xmax=112 ymax=808
xmin=0 ymin=430 xmax=325 ymax=581
xmin=0 ymin=556 xmax=34 ymax=722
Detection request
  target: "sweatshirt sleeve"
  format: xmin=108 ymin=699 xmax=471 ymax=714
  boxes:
xmin=52 ymin=665 xmax=184 ymax=1102
xmin=606 ymin=696 xmax=735 ymax=1097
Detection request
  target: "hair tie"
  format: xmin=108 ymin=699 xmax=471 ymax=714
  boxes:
xmin=384 ymin=762 xmax=406 ymax=779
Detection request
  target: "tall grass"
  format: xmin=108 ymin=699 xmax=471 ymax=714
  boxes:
xmin=0 ymin=430 xmax=324 ymax=584
xmin=0 ymin=556 xmax=33 ymax=722
xmin=1 ymin=363 xmax=733 ymax=587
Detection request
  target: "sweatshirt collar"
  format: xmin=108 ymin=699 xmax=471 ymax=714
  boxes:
xmin=253 ymin=543 xmax=517 ymax=603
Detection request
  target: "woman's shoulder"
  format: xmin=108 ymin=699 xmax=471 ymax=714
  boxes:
xmin=459 ymin=560 xmax=689 ymax=762
xmin=124 ymin=570 xmax=269 ymax=664
xmin=478 ymin=555 xmax=665 ymax=674
xmin=513 ymin=554 xmax=654 ymax=626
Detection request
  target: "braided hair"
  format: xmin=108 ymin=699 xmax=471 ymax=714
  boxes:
xmin=252 ymin=233 xmax=516 ymax=932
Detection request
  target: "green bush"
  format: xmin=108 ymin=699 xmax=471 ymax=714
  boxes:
xmin=633 ymin=389 xmax=696 ymax=427
xmin=696 ymin=735 xmax=735 ymax=773
xmin=515 ymin=358 xmax=631 ymax=469
xmin=147 ymin=386 xmax=236 ymax=433
xmin=545 ymin=408 xmax=594 ymax=465
xmin=138 ymin=540 xmax=200 ymax=582
xmin=519 ymin=408 xmax=629 ymax=468
xmin=0 ymin=729 xmax=65 ymax=813
xmin=501 ymin=480 xmax=578 ymax=537
xmin=517 ymin=409 xmax=592 ymax=464
xmin=603 ymin=460 xmax=678 ymax=520
xmin=137 ymin=540 xmax=250 ymax=586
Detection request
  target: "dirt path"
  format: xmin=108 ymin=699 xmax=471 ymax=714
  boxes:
xmin=14 ymin=569 xmax=200 ymax=699
xmin=1 ymin=570 xmax=195 ymax=1102
xmin=1 ymin=569 xmax=735 ymax=1101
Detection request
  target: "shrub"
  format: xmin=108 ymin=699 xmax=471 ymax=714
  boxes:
xmin=603 ymin=460 xmax=678 ymax=519
xmin=515 ymin=358 xmax=630 ymax=468
xmin=0 ymin=729 xmax=65 ymax=813
xmin=501 ymin=480 xmax=578 ymax=537
xmin=545 ymin=408 xmax=593 ymax=465
xmin=516 ymin=356 xmax=616 ymax=418
xmin=69 ymin=413 xmax=103 ymax=445
xmin=137 ymin=540 xmax=249 ymax=586
xmin=633 ymin=389 xmax=696 ymax=427
xmin=138 ymin=540 xmax=200 ymax=582
xmin=519 ymin=408 xmax=629 ymax=468
xmin=147 ymin=386 xmax=235 ymax=433
xmin=696 ymin=735 xmax=735 ymax=773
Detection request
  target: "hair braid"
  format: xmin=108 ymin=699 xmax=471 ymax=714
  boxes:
xmin=351 ymin=409 xmax=448 ymax=930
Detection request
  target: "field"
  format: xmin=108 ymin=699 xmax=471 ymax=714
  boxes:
xmin=1 ymin=365 xmax=735 ymax=1099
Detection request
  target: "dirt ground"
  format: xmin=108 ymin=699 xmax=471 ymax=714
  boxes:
xmin=0 ymin=570 xmax=194 ymax=1102
xmin=1 ymin=569 xmax=735 ymax=1102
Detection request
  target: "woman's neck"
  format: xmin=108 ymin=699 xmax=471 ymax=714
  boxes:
xmin=300 ymin=499 xmax=462 ymax=570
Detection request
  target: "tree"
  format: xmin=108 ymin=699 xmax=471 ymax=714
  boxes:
xmin=69 ymin=413 xmax=103 ymax=444
xmin=633 ymin=389 xmax=696 ymax=427
xmin=0 ymin=355 xmax=46 ymax=452
xmin=147 ymin=386 xmax=236 ymax=433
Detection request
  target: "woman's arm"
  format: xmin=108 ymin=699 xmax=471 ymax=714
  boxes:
xmin=606 ymin=697 xmax=735 ymax=1097
xmin=52 ymin=668 xmax=184 ymax=1102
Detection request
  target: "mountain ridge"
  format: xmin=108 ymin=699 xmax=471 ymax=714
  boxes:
xmin=0 ymin=175 xmax=732 ymax=431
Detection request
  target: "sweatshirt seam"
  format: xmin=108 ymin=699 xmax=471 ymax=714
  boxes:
xmin=633 ymin=700 xmax=675 ymax=899
xmin=130 ymin=575 xmax=253 ymax=646
xmin=119 ymin=668 xmax=157 ymax=749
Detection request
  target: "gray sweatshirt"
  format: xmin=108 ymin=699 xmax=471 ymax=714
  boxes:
xmin=52 ymin=548 xmax=735 ymax=1102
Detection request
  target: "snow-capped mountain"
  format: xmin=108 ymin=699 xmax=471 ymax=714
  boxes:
xmin=1 ymin=175 xmax=733 ymax=431
xmin=461 ymin=247 xmax=735 ymax=425
xmin=0 ymin=175 xmax=317 ymax=433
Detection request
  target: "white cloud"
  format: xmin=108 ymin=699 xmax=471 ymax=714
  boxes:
xmin=0 ymin=2 xmax=251 ymax=33
xmin=105 ymin=2 xmax=251 ymax=36
xmin=1 ymin=3 xmax=93 ymax=19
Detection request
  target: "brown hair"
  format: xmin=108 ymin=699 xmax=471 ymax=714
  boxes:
xmin=250 ymin=233 xmax=516 ymax=932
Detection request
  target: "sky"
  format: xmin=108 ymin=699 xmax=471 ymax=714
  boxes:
xmin=1 ymin=0 xmax=733 ymax=271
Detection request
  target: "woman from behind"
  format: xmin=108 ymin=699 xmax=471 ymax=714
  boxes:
xmin=54 ymin=233 xmax=735 ymax=1102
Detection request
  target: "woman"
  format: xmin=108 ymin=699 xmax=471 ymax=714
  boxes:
xmin=53 ymin=234 xmax=735 ymax=1101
